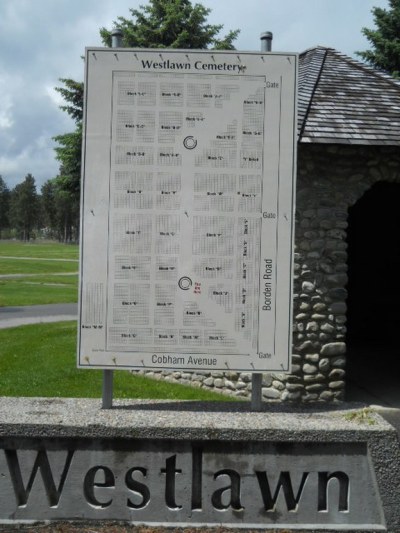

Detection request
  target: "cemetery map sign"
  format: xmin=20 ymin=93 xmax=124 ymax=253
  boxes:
xmin=78 ymin=49 xmax=297 ymax=372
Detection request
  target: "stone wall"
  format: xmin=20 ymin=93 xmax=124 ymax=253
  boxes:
xmin=136 ymin=144 xmax=400 ymax=401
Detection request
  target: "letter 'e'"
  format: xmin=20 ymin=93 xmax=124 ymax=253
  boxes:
xmin=83 ymin=466 xmax=115 ymax=508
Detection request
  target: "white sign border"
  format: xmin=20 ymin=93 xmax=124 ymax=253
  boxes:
xmin=78 ymin=48 xmax=298 ymax=373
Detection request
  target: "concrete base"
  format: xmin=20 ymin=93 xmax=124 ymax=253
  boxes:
xmin=0 ymin=398 xmax=399 ymax=532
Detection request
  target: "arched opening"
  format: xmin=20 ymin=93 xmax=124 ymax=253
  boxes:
xmin=346 ymin=181 xmax=400 ymax=405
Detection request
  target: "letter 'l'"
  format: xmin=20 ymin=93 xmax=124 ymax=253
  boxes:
xmin=191 ymin=446 xmax=203 ymax=510
xmin=5 ymin=449 xmax=74 ymax=507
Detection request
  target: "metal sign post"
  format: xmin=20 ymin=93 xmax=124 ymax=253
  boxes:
xmin=101 ymin=28 xmax=123 ymax=409
xmin=250 ymin=31 xmax=275 ymax=411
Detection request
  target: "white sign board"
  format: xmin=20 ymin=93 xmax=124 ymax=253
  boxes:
xmin=78 ymin=48 xmax=297 ymax=372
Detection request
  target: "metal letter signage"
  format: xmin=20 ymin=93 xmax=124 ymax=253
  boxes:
xmin=78 ymin=48 xmax=297 ymax=372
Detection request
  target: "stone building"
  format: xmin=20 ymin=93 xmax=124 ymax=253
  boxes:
xmin=139 ymin=46 xmax=400 ymax=401
xmin=291 ymin=46 xmax=400 ymax=402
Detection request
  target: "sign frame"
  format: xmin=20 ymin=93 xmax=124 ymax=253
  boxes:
xmin=78 ymin=48 xmax=297 ymax=373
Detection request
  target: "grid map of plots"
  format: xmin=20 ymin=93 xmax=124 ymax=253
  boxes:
xmin=79 ymin=50 xmax=297 ymax=372
xmin=107 ymin=71 xmax=263 ymax=356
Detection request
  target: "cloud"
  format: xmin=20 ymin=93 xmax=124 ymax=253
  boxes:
xmin=0 ymin=0 xmax=389 ymax=190
xmin=0 ymin=0 xmax=131 ymax=189
xmin=0 ymin=95 xmax=14 ymax=130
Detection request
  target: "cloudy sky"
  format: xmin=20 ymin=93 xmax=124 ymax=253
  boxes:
xmin=0 ymin=0 xmax=388 ymax=190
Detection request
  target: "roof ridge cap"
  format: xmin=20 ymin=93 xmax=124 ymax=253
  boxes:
xmin=300 ymin=45 xmax=335 ymax=56
xmin=298 ymin=48 xmax=329 ymax=141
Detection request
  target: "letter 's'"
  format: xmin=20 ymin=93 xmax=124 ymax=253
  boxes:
xmin=125 ymin=467 xmax=150 ymax=509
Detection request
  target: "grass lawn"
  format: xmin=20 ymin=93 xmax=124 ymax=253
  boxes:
xmin=0 ymin=240 xmax=78 ymax=259
xmin=0 ymin=257 xmax=78 ymax=274
xmin=0 ymin=275 xmax=78 ymax=306
xmin=0 ymin=322 xmax=233 ymax=401
xmin=0 ymin=241 xmax=79 ymax=306
xmin=0 ymin=241 xmax=235 ymax=402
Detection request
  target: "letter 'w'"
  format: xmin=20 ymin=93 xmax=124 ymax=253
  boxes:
xmin=256 ymin=471 xmax=308 ymax=511
xmin=5 ymin=449 xmax=74 ymax=507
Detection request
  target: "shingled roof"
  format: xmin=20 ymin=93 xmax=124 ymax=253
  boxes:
xmin=298 ymin=46 xmax=400 ymax=145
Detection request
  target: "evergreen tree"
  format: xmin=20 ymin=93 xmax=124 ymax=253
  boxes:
xmin=54 ymin=78 xmax=84 ymax=123
xmin=357 ymin=0 xmax=400 ymax=77
xmin=53 ymin=123 xmax=82 ymax=202
xmin=53 ymin=0 xmax=239 ymax=219
xmin=100 ymin=0 xmax=239 ymax=50
xmin=0 ymin=175 xmax=10 ymax=239
xmin=41 ymin=178 xmax=79 ymax=243
xmin=10 ymin=174 xmax=39 ymax=241
xmin=52 ymin=79 xmax=82 ymax=240
xmin=41 ymin=179 xmax=59 ymax=238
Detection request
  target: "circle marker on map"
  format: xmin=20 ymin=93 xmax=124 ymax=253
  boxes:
xmin=183 ymin=136 xmax=197 ymax=150
xmin=178 ymin=276 xmax=192 ymax=290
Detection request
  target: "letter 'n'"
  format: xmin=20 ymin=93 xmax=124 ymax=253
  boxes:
xmin=318 ymin=471 xmax=349 ymax=512
xmin=256 ymin=471 xmax=308 ymax=511
xmin=5 ymin=449 xmax=74 ymax=507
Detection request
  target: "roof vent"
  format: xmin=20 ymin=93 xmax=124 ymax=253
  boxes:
xmin=260 ymin=31 xmax=273 ymax=52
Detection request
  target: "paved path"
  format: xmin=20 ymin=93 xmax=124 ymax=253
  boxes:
xmin=0 ymin=272 xmax=78 ymax=279
xmin=1 ymin=255 xmax=78 ymax=262
xmin=0 ymin=303 xmax=77 ymax=329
